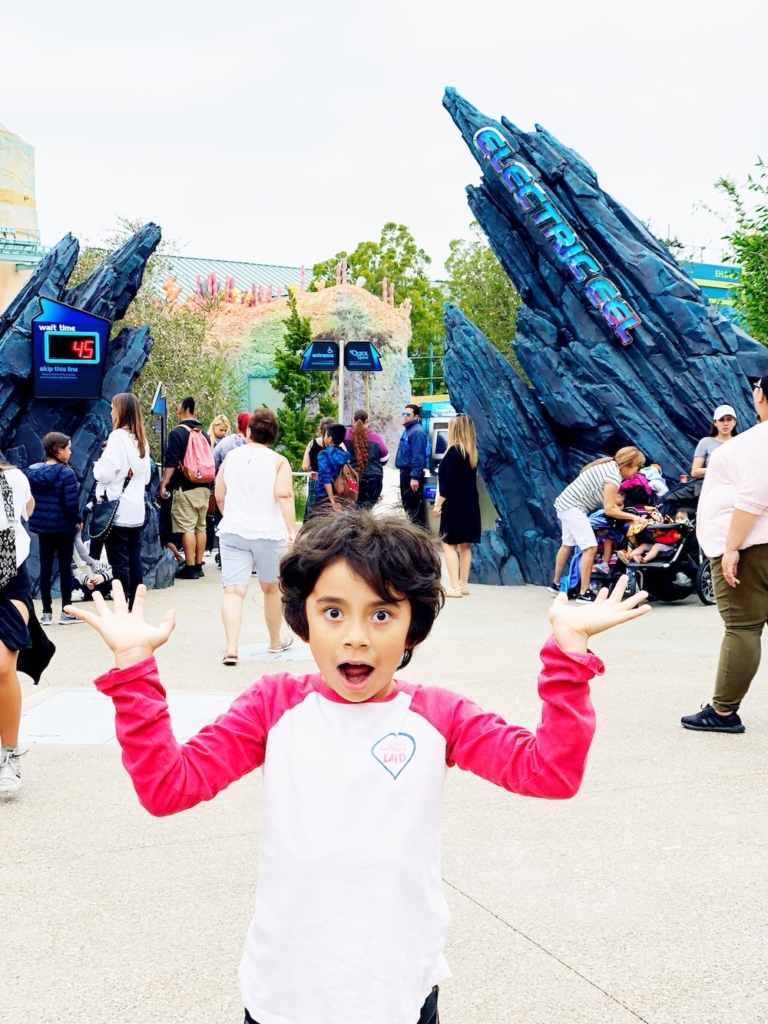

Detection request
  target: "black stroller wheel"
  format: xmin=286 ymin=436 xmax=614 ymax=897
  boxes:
xmin=696 ymin=559 xmax=716 ymax=606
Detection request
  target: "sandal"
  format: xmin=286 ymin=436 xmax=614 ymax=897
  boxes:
xmin=267 ymin=636 xmax=294 ymax=654
xmin=222 ymin=654 xmax=238 ymax=666
xmin=445 ymin=587 xmax=463 ymax=598
xmin=460 ymin=585 xmax=469 ymax=595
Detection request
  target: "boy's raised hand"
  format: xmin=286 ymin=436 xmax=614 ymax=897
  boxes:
xmin=549 ymin=575 xmax=650 ymax=655
xmin=64 ymin=581 xmax=176 ymax=669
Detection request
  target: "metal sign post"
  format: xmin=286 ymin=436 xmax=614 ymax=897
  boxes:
xmin=338 ymin=339 xmax=345 ymax=426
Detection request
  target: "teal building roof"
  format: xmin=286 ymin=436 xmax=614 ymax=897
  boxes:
xmin=164 ymin=255 xmax=308 ymax=299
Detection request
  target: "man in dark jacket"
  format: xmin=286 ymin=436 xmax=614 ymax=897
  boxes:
xmin=395 ymin=403 xmax=428 ymax=528
xmin=158 ymin=397 xmax=211 ymax=579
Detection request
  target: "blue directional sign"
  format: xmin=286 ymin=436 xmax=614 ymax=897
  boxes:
xmin=344 ymin=341 xmax=382 ymax=371
xmin=300 ymin=341 xmax=339 ymax=372
xmin=32 ymin=298 xmax=109 ymax=399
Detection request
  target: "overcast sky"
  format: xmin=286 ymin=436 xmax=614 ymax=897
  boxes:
xmin=3 ymin=0 xmax=767 ymax=274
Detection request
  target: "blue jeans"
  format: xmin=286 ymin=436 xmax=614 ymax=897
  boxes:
xmin=244 ymin=985 xmax=439 ymax=1023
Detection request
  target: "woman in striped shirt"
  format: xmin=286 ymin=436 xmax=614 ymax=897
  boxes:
xmin=549 ymin=447 xmax=648 ymax=603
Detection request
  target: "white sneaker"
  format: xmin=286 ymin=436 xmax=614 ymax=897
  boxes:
xmin=71 ymin=589 xmax=85 ymax=603
xmin=0 ymin=747 xmax=23 ymax=796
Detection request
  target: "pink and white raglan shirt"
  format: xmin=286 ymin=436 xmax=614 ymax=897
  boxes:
xmin=94 ymin=637 xmax=602 ymax=1024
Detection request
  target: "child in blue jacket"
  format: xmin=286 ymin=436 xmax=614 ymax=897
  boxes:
xmin=28 ymin=431 xmax=82 ymax=625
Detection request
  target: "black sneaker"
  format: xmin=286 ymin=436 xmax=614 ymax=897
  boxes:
xmin=681 ymin=704 xmax=745 ymax=733
xmin=176 ymin=564 xmax=202 ymax=580
xmin=546 ymin=582 xmax=561 ymax=596
xmin=195 ymin=563 xmax=205 ymax=577
xmin=575 ymin=590 xmax=596 ymax=604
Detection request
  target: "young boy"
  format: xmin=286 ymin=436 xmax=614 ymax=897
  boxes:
xmin=67 ymin=512 xmax=649 ymax=1024
xmin=592 ymin=492 xmax=629 ymax=573
xmin=311 ymin=422 xmax=352 ymax=515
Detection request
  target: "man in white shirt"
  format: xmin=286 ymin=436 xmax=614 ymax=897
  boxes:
xmin=682 ymin=376 xmax=768 ymax=733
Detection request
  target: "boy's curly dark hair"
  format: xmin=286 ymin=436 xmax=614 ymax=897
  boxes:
xmin=280 ymin=510 xmax=444 ymax=669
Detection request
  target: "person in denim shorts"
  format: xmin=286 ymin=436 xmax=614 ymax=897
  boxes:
xmin=214 ymin=409 xmax=297 ymax=665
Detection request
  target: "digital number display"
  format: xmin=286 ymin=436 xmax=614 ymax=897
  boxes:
xmin=44 ymin=332 xmax=99 ymax=364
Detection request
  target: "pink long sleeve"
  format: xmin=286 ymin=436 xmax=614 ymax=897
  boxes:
xmin=94 ymin=657 xmax=309 ymax=816
xmin=408 ymin=636 xmax=600 ymax=799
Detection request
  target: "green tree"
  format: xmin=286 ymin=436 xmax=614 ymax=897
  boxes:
xmin=271 ymin=291 xmax=336 ymax=468
xmin=716 ymin=161 xmax=768 ymax=344
xmin=70 ymin=218 xmax=246 ymax=457
xmin=312 ymin=222 xmax=445 ymax=393
xmin=444 ymin=223 xmax=525 ymax=376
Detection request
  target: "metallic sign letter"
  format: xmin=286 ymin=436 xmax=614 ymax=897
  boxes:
xmin=473 ymin=127 xmax=506 ymax=159
xmin=568 ymin=251 xmax=602 ymax=283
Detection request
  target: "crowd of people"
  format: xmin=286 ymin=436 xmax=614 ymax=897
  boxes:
xmin=0 ymin=377 xmax=766 ymax=1024
xmin=548 ymin=387 xmax=768 ymax=734
xmin=0 ymin=394 xmax=484 ymax=796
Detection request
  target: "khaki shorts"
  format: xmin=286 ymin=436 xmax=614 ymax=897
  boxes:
xmin=172 ymin=487 xmax=210 ymax=534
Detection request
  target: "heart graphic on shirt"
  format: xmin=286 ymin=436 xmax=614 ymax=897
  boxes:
xmin=371 ymin=732 xmax=416 ymax=779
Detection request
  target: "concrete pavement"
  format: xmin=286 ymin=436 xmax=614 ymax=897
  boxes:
xmin=3 ymin=566 xmax=768 ymax=1023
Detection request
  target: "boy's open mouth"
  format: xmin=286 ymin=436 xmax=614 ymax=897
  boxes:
xmin=338 ymin=662 xmax=375 ymax=688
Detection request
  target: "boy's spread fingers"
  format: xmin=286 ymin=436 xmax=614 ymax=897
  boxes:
xmin=132 ymin=585 xmax=147 ymax=618
xmin=111 ymin=579 xmax=127 ymax=611
xmin=159 ymin=609 xmax=177 ymax=640
xmin=91 ymin=590 xmax=109 ymax=615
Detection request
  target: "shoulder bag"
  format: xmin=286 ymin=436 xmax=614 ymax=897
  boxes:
xmin=89 ymin=471 xmax=133 ymax=542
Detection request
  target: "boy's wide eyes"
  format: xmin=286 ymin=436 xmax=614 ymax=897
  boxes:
xmin=321 ymin=608 xmax=393 ymax=623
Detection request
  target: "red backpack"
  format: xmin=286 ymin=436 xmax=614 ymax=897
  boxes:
xmin=181 ymin=426 xmax=215 ymax=483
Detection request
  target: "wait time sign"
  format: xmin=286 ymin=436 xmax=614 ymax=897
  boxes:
xmin=32 ymin=298 xmax=109 ymax=399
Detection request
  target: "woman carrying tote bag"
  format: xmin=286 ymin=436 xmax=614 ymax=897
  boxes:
xmin=92 ymin=393 xmax=152 ymax=609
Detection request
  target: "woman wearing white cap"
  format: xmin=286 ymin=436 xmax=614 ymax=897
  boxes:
xmin=690 ymin=405 xmax=737 ymax=478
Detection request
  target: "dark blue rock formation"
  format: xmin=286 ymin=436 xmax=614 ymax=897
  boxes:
xmin=442 ymin=88 xmax=768 ymax=585
xmin=0 ymin=223 xmax=176 ymax=590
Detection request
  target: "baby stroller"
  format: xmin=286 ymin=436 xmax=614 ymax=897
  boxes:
xmin=621 ymin=479 xmax=714 ymax=606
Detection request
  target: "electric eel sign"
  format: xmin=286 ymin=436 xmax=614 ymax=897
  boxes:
xmin=473 ymin=127 xmax=642 ymax=346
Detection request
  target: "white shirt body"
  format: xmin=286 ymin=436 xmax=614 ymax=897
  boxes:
xmin=697 ymin=419 xmax=768 ymax=557
xmin=93 ymin=430 xmax=152 ymax=527
xmin=0 ymin=468 xmax=32 ymax=567
xmin=218 ymin=445 xmax=287 ymax=541
xmin=241 ymin=687 xmax=450 ymax=1024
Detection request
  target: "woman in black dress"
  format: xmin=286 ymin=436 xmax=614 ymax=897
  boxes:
xmin=433 ymin=414 xmax=481 ymax=597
